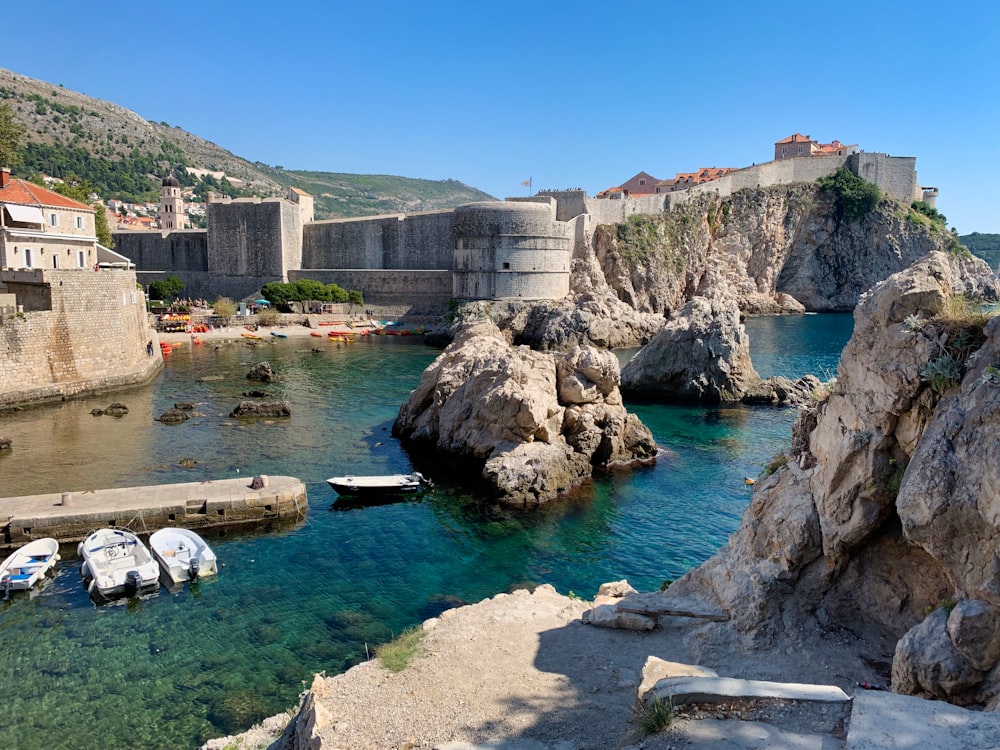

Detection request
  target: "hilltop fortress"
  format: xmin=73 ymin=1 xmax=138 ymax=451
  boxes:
xmin=114 ymin=145 xmax=935 ymax=312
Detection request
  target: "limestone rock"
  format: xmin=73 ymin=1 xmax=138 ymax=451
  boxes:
xmin=155 ymin=408 xmax=190 ymax=424
xmin=741 ymin=375 xmax=824 ymax=406
xmin=581 ymin=603 xmax=655 ymax=631
xmin=246 ymin=362 xmax=277 ymax=382
xmin=229 ymin=401 xmax=292 ymax=418
xmin=597 ymin=580 xmax=639 ymax=599
xmin=892 ymin=609 xmax=986 ymax=702
xmin=948 ymin=600 xmax=1000 ymax=672
xmin=0 ymin=436 xmax=10 ymax=450
xmin=621 ymin=296 xmax=760 ymax=402
xmin=394 ymin=320 xmax=656 ymax=504
xmin=638 ymin=657 xmax=719 ymax=700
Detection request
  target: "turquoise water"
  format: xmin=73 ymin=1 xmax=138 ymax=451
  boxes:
xmin=0 ymin=316 xmax=852 ymax=750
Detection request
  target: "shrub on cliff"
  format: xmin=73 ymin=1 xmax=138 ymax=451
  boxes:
xmin=817 ymin=166 xmax=881 ymax=220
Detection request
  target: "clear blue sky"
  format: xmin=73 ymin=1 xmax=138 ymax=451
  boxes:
xmin=5 ymin=0 xmax=998 ymax=232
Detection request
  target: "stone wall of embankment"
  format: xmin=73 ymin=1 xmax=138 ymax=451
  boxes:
xmin=0 ymin=269 xmax=162 ymax=407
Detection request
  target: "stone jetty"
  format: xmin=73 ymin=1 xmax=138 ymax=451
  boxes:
xmin=0 ymin=475 xmax=307 ymax=550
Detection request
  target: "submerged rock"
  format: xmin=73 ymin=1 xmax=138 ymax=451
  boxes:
xmin=155 ymin=408 xmax=190 ymax=424
xmin=246 ymin=362 xmax=277 ymax=382
xmin=229 ymin=401 xmax=291 ymax=419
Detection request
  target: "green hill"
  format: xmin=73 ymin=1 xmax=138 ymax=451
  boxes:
xmin=961 ymin=233 xmax=1000 ymax=272
xmin=0 ymin=67 xmax=493 ymax=218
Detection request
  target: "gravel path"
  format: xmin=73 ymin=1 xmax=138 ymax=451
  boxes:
xmin=203 ymin=584 xmax=889 ymax=750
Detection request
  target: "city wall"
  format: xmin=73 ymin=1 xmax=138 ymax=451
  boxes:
xmin=0 ymin=269 xmax=162 ymax=407
xmin=302 ymin=211 xmax=453 ymax=270
xmin=111 ymin=151 xmax=923 ymax=307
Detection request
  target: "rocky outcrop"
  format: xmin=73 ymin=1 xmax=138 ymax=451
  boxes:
xmin=393 ymin=320 xmax=657 ymax=504
xmin=246 ymin=362 xmax=277 ymax=382
xmin=229 ymin=401 xmax=292 ymax=418
xmin=595 ymin=187 xmax=997 ymax=317
xmin=620 ymin=297 xmax=759 ymax=402
xmin=658 ymin=252 xmax=1000 ymax=706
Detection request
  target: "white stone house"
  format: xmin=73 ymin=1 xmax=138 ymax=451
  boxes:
xmin=0 ymin=168 xmax=130 ymax=270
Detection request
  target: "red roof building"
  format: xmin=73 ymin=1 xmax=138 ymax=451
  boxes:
xmin=774 ymin=134 xmax=858 ymax=160
xmin=0 ymin=168 xmax=100 ymax=270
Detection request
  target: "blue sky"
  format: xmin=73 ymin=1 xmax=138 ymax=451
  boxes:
xmin=5 ymin=0 xmax=998 ymax=232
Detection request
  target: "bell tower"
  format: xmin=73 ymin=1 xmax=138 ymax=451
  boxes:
xmin=158 ymin=175 xmax=187 ymax=230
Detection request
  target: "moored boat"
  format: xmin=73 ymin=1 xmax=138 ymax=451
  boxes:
xmin=270 ymin=331 xmax=289 ymax=338
xmin=78 ymin=528 xmax=160 ymax=600
xmin=149 ymin=528 xmax=218 ymax=584
xmin=326 ymin=472 xmax=430 ymax=496
xmin=0 ymin=538 xmax=60 ymax=594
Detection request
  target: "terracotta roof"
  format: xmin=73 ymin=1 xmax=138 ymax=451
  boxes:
xmin=289 ymin=187 xmax=311 ymax=196
xmin=0 ymin=178 xmax=94 ymax=211
xmin=775 ymin=133 xmax=812 ymax=144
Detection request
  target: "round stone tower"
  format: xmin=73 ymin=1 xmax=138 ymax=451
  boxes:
xmin=158 ymin=175 xmax=187 ymax=230
xmin=452 ymin=201 xmax=571 ymax=301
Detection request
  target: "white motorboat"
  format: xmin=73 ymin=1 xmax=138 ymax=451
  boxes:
xmin=78 ymin=528 xmax=160 ymax=600
xmin=326 ymin=472 xmax=429 ymax=496
xmin=149 ymin=527 xmax=218 ymax=584
xmin=0 ymin=538 xmax=61 ymax=594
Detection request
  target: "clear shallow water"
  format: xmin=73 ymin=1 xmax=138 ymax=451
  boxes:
xmin=0 ymin=317 xmax=852 ymax=750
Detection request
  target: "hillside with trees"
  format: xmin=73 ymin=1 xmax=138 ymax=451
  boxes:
xmin=961 ymin=233 xmax=1000 ymax=271
xmin=0 ymin=67 xmax=493 ymax=216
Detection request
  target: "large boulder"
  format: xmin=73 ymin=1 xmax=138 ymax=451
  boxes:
xmin=393 ymin=320 xmax=656 ymax=504
xmin=229 ymin=401 xmax=292 ymax=418
xmin=664 ymin=251 xmax=1000 ymax=705
xmin=621 ymin=296 xmax=760 ymax=402
xmin=247 ymin=362 xmax=277 ymax=382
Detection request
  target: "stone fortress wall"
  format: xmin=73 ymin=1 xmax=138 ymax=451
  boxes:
xmin=0 ymin=268 xmax=162 ymax=407
xmin=113 ymin=151 xmax=927 ymax=312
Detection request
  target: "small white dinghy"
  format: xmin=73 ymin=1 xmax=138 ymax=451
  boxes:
xmin=0 ymin=538 xmax=60 ymax=594
xmin=149 ymin=527 xmax=218 ymax=584
xmin=78 ymin=528 xmax=160 ymax=600
xmin=326 ymin=472 xmax=429 ymax=496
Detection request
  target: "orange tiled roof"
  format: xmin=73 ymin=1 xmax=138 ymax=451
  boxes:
xmin=775 ymin=133 xmax=812 ymax=144
xmin=0 ymin=177 xmax=94 ymax=211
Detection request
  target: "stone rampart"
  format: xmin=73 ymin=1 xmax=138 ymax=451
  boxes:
xmin=208 ymin=198 xmax=302 ymax=280
xmin=287 ymin=269 xmax=452 ymax=314
xmin=0 ymin=269 xmax=162 ymax=407
xmin=114 ymin=229 xmax=208 ymax=273
xmin=302 ymin=210 xmax=453 ymax=270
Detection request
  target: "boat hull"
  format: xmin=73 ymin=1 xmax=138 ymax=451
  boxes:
xmin=150 ymin=527 xmax=219 ymax=584
xmin=326 ymin=473 xmax=426 ymax=496
xmin=0 ymin=538 xmax=60 ymax=592
xmin=79 ymin=528 xmax=160 ymax=600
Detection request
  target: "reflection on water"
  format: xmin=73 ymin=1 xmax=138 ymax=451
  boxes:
xmin=0 ymin=318 xmax=852 ymax=750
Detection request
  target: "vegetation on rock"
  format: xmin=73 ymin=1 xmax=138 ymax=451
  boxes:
xmin=817 ymin=166 xmax=881 ymax=219
xmin=375 ymin=627 xmax=426 ymax=672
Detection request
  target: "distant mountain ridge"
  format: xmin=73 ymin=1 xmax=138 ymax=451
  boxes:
xmin=0 ymin=67 xmax=494 ymax=218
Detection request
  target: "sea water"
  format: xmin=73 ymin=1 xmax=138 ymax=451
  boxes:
xmin=0 ymin=315 xmax=853 ymax=750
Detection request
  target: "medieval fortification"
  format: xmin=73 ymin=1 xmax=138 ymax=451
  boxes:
xmin=115 ymin=151 xmax=929 ymax=312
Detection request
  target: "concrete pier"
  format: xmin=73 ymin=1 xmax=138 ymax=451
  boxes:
xmin=0 ymin=475 xmax=307 ymax=550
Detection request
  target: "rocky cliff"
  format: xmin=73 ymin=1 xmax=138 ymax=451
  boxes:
xmin=392 ymin=320 xmax=657 ymax=504
xmin=489 ymin=186 xmax=996 ymax=352
xmin=663 ymin=252 xmax=1000 ymax=707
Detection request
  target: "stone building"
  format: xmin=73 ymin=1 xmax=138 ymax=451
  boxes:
xmin=157 ymin=175 xmax=187 ymax=230
xmin=774 ymin=133 xmax=859 ymax=160
xmin=0 ymin=168 xmax=100 ymax=271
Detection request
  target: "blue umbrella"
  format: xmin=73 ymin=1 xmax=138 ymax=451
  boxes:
xmin=254 ymin=299 xmax=270 ymax=305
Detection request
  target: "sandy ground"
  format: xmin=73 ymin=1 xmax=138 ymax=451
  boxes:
xmin=202 ymin=585 xmax=891 ymax=750
xmin=157 ymin=321 xmax=386 ymax=344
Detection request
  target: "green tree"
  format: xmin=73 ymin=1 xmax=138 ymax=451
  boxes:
xmin=817 ymin=167 xmax=881 ymax=220
xmin=0 ymin=101 xmax=25 ymax=168
xmin=148 ymin=276 xmax=186 ymax=300
xmin=260 ymin=281 xmax=295 ymax=307
xmin=348 ymin=289 xmax=364 ymax=308
xmin=212 ymin=297 xmax=236 ymax=324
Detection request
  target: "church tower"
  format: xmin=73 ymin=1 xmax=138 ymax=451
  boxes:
xmin=158 ymin=175 xmax=187 ymax=230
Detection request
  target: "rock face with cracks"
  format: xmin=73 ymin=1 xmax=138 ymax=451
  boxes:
xmin=393 ymin=320 xmax=657 ymax=504
xmin=662 ymin=252 xmax=1000 ymax=707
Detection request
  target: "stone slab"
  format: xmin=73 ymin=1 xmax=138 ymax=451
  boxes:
xmin=661 ymin=718 xmax=843 ymax=750
xmin=846 ymin=691 xmax=1000 ymax=749
xmin=650 ymin=676 xmax=851 ymax=706
xmin=617 ymin=591 xmax=731 ymax=622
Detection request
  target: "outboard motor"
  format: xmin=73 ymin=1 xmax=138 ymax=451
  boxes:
xmin=188 ymin=557 xmax=201 ymax=582
xmin=124 ymin=569 xmax=142 ymax=596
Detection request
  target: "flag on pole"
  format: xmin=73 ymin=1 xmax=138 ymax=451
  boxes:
xmin=521 ymin=178 xmax=532 ymax=188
